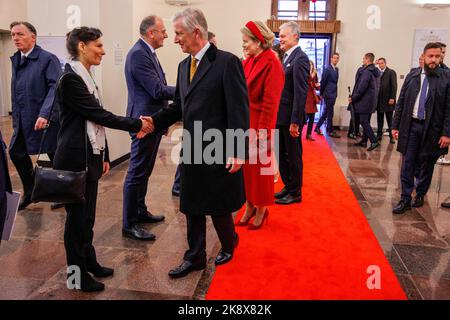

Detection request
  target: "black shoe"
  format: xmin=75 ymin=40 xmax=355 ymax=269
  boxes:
xmin=275 ymin=194 xmax=302 ymax=205
xmin=275 ymin=187 xmax=289 ymax=200
xmin=442 ymin=202 xmax=450 ymax=209
xmin=87 ymin=265 xmax=114 ymax=278
xmin=138 ymin=212 xmax=165 ymax=224
xmin=168 ymin=261 xmax=206 ymax=279
xmin=215 ymin=251 xmax=233 ymax=266
xmin=18 ymin=195 xmax=32 ymax=211
xmin=347 ymin=133 xmax=357 ymax=140
xmin=354 ymin=141 xmax=368 ymax=148
xmin=412 ymin=195 xmax=425 ymax=208
xmin=393 ymin=200 xmax=412 ymax=215
xmin=314 ymin=129 xmax=324 ymax=136
xmin=172 ymin=188 xmax=180 ymax=197
xmin=79 ymin=273 xmax=105 ymax=293
xmin=390 ymin=139 xmax=396 ymax=145
xmin=367 ymin=142 xmax=381 ymax=152
xmin=122 ymin=225 xmax=156 ymax=241
xmin=377 ymin=136 xmax=383 ymax=142
xmin=51 ymin=202 xmax=65 ymax=210
xmin=329 ymin=132 xmax=341 ymax=138
xmin=306 ymin=135 xmax=315 ymax=141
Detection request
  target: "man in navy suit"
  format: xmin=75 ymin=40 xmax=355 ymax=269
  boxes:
xmin=275 ymin=22 xmax=310 ymax=205
xmin=315 ymin=53 xmax=341 ymax=138
xmin=122 ymin=16 xmax=176 ymax=241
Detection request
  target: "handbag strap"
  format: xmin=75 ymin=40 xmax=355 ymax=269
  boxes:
xmin=36 ymin=73 xmax=89 ymax=172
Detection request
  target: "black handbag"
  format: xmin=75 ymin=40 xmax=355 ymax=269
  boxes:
xmin=31 ymin=74 xmax=89 ymax=204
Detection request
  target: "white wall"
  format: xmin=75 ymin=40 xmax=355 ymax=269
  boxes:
xmin=0 ymin=0 xmax=28 ymax=30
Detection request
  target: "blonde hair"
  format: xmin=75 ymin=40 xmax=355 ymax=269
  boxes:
xmin=241 ymin=21 xmax=275 ymax=51
xmin=309 ymin=60 xmax=318 ymax=79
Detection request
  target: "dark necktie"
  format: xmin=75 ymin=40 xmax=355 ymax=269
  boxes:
xmin=20 ymin=55 xmax=27 ymax=66
xmin=417 ymin=76 xmax=428 ymax=120
xmin=153 ymin=52 xmax=166 ymax=84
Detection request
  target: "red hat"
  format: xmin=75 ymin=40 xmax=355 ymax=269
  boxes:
xmin=245 ymin=21 xmax=266 ymax=45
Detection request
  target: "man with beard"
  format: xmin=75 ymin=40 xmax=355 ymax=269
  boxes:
xmin=392 ymin=42 xmax=450 ymax=214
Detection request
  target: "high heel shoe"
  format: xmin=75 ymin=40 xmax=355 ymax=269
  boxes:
xmin=235 ymin=208 xmax=256 ymax=227
xmin=248 ymin=210 xmax=269 ymax=230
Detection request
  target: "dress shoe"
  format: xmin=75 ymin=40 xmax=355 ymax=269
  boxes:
xmin=314 ymin=129 xmax=324 ymax=136
xmin=79 ymin=273 xmax=105 ymax=293
xmin=393 ymin=200 xmax=412 ymax=215
xmin=275 ymin=194 xmax=302 ymax=205
xmin=306 ymin=135 xmax=316 ymax=141
xmin=442 ymin=202 xmax=450 ymax=209
xmin=248 ymin=209 xmax=269 ymax=230
xmin=275 ymin=187 xmax=289 ymax=200
xmin=354 ymin=141 xmax=368 ymax=148
xmin=51 ymin=202 xmax=65 ymax=210
xmin=18 ymin=195 xmax=32 ymax=211
xmin=138 ymin=212 xmax=165 ymax=224
xmin=215 ymin=251 xmax=233 ymax=266
xmin=367 ymin=142 xmax=381 ymax=152
xmin=390 ymin=139 xmax=396 ymax=145
xmin=122 ymin=225 xmax=156 ymax=241
xmin=347 ymin=133 xmax=357 ymax=140
xmin=172 ymin=186 xmax=180 ymax=197
xmin=168 ymin=260 xmax=206 ymax=279
xmin=412 ymin=195 xmax=425 ymax=208
xmin=377 ymin=136 xmax=383 ymax=142
xmin=235 ymin=209 xmax=256 ymax=227
xmin=328 ymin=132 xmax=341 ymax=138
xmin=87 ymin=265 xmax=114 ymax=278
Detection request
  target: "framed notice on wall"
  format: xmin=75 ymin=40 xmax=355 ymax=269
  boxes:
xmin=412 ymin=28 xmax=448 ymax=68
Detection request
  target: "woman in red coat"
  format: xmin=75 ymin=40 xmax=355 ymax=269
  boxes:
xmin=305 ymin=60 xmax=320 ymax=141
xmin=236 ymin=21 xmax=285 ymax=230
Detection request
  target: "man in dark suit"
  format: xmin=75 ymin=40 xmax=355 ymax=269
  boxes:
xmin=122 ymin=16 xmax=176 ymax=241
xmin=316 ymin=53 xmax=340 ymax=138
xmin=1 ymin=129 xmax=13 ymax=243
xmin=9 ymin=21 xmax=61 ymax=211
xmin=349 ymin=53 xmax=381 ymax=152
xmin=376 ymin=58 xmax=398 ymax=144
xmin=275 ymin=22 xmax=310 ymax=205
xmin=146 ymin=8 xmax=249 ymax=278
xmin=392 ymin=42 xmax=450 ymax=214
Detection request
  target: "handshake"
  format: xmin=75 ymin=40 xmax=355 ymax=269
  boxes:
xmin=137 ymin=116 xmax=155 ymax=139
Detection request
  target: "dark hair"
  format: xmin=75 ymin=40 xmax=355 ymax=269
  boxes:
xmin=423 ymin=42 xmax=443 ymax=53
xmin=436 ymin=42 xmax=447 ymax=48
xmin=332 ymin=52 xmax=340 ymax=58
xmin=208 ymin=31 xmax=216 ymax=41
xmin=365 ymin=53 xmax=375 ymax=63
xmin=10 ymin=21 xmax=37 ymax=36
xmin=66 ymin=27 xmax=103 ymax=59
xmin=378 ymin=57 xmax=386 ymax=63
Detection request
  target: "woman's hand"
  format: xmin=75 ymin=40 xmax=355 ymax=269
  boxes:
xmin=102 ymin=162 xmax=111 ymax=177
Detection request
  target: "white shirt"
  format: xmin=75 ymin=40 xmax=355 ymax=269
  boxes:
xmin=412 ymin=70 xmax=429 ymax=119
xmin=141 ymin=38 xmax=156 ymax=54
xmin=21 ymin=46 xmax=35 ymax=59
xmin=283 ymin=45 xmax=299 ymax=64
xmin=192 ymin=42 xmax=211 ymax=67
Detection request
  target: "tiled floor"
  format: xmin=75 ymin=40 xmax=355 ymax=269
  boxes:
xmin=1 ymin=116 xmax=449 ymax=300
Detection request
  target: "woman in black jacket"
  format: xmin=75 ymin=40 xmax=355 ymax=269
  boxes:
xmin=54 ymin=27 xmax=152 ymax=292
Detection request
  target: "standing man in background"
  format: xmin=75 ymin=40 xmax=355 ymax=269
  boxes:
xmin=315 ymin=53 xmax=340 ymax=138
xmin=436 ymin=42 xmax=450 ymax=166
xmin=9 ymin=21 xmax=61 ymax=211
xmin=122 ymin=15 xmax=176 ymax=241
xmin=376 ymin=58 xmax=398 ymax=144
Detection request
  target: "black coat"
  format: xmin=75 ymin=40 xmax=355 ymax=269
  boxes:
xmin=392 ymin=67 xmax=450 ymax=157
xmin=277 ymin=47 xmax=310 ymax=126
xmin=53 ymin=64 xmax=142 ymax=181
xmin=377 ymin=67 xmax=398 ymax=113
xmin=352 ymin=64 xmax=381 ymax=114
xmin=1 ymin=129 xmax=12 ymax=241
xmin=153 ymin=44 xmax=250 ymax=216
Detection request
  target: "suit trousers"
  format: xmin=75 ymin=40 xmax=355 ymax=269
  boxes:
xmin=359 ymin=113 xmax=377 ymax=144
xmin=401 ymin=120 xmax=440 ymax=203
xmin=184 ymin=214 xmax=237 ymax=265
xmin=316 ymin=98 xmax=336 ymax=133
xmin=123 ymin=133 xmax=163 ymax=228
xmin=9 ymin=126 xmax=54 ymax=197
xmin=64 ymin=174 xmax=101 ymax=275
xmin=276 ymin=125 xmax=303 ymax=196
xmin=306 ymin=113 xmax=316 ymax=136
xmin=377 ymin=111 xmax=394 ymax=139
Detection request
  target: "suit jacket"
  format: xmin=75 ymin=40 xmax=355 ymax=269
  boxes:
xmin=277 ymin=47 xmax=310 ymax=126
xmin=0 ymin=129 xmax=12 ymax=241
xmin=393 ymin=67 xmax=450 ymax=157
xmin=53 ymin=64 xmax=142 ymax=181
xmin=320 ymin=65 xmax=339 ymax=101
xmin=10 ymin=45 xmax=62 ymax=154
xmin=152 ymin=44 xmax=249 ymax=216
xmin=377 ymin=67 xmax=398 ymax=113
xmin=125 ymin=39 xmax=176 ymax=119
xmin=352 ymin=64 xmax=381 ymax=114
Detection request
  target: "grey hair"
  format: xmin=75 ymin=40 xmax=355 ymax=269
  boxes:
xmin=279 ymin=21 xmax=300 ymax=41
xmin=172 ymin=8 xmax=208 ymax=39
xmin=140 ymin=15 xmax=159 ymax=36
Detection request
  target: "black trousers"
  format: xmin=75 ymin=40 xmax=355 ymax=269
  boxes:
xmin=64 ymin=178 xmax=101 ymax=275
xmin=359 ymin=113 xmax=377 ymax=144
xmin=400 ymin=120 xmax=440 ymax=203
xmin=184 ymin=214 xmax=237 ymax=265
xmin=9 ymin=127 xmax=54 ymax=197
xmin=377 ymin=111 xmax=394 ymax=139
xmin=348 ymin=112 xmax=361 ymax=136
xmin=306 ymin=113 xmax=316 ymax=136
xmin=277 ymin=125 xmax=303 ymax=196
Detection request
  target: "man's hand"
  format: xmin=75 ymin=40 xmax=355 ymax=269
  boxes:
xmin=34 ymin=117 xmax=49 ymax=131
xmin=290 ymin=124 xmax=300 ymax=138
xmin=226 ymin=157 xmax=245 ymax=174
xmin=389 ymin=99 xmax=396 ymax=106
xmin=439 ymin=136 xmax=450 ymax=149
xmin=102 ymin=162 xmax=110 ymax=177
xmin=392 ymin=129 xmax=399 ymax=140
xmin=137 ymin=116 xmax=154 ymax=139
xmin=348 ymin=97 xmax=352 ymax=104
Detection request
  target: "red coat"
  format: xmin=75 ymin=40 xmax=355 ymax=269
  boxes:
xmin=242 ymin=49 xmax=285 ymax=206
xmin=306 ymin=75 xmax=319 ymax=114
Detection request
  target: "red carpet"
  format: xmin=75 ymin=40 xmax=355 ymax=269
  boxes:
xmin=206 ymin=136 xmax=407 ymax=300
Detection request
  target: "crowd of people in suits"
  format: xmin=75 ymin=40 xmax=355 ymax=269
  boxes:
xmin=0 ymin=8 xmax=449 ymax=293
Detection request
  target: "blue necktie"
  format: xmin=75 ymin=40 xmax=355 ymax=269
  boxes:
xmin=417 ymin=76 xmax=428 ymax=120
